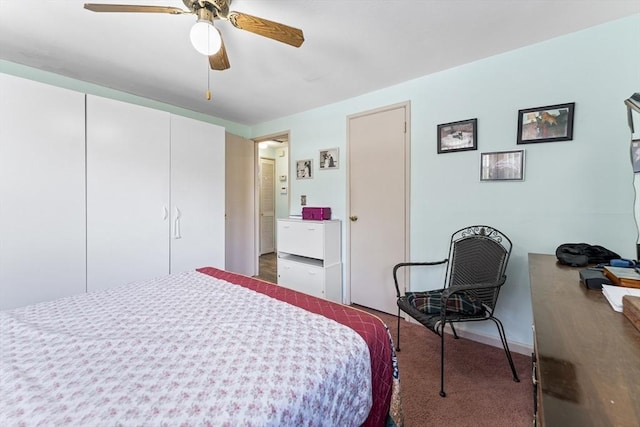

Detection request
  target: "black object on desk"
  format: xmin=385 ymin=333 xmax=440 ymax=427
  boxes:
xmin=579 ymin=267 xmax=613 ymax=290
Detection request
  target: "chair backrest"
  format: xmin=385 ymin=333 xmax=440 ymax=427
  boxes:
xmin=445 ymin=225 xmax=512 ymax=312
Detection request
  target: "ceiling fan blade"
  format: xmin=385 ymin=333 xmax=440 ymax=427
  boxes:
xmin=228 ymin=11 xmax=304 ymax=48
xmin=84 ymin=4 xmax=188 ymax=14
xmin=209 ymin=38 xmax=231 ymax=70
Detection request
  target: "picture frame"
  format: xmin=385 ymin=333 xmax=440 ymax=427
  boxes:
xmin=632 ymin=139 xmax=640 ymax=173
xmin=437 ymin=118 xmax=477 ymax=154
xmin=319 ymin=148 xmax=339 ymax=170
xmin=516 ymin=102 xmax=575 ymax=144
xmin=480 ymin=150 xmax=525 ymax=181
xmin=296 ymin=159 xmax=313 ymax=179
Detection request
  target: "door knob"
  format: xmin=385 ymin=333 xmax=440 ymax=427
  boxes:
xmin=349 ymin=215 xmax=358 ymax=222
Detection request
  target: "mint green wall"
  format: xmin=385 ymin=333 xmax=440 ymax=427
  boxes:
xmin=273 ymin=146 xmax=290 ymax=222
xmin=251 ymin=15 xmax=640 ymax=347
xmin=0 ymin=60 xmax=251 ymax=137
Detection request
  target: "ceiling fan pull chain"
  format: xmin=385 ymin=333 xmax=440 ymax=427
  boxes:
xmin=206 ymin=61 xmax=212 ymax=101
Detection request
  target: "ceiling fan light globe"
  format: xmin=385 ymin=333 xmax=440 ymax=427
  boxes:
xmin=190 ymin=21 xmax=222 ymax=55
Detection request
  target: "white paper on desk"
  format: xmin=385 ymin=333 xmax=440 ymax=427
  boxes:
xmin=601 ymin=284 xmax=640 ymax=312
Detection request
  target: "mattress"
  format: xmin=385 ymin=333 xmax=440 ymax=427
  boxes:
xmin=0 ymin=268 xmax=402 ymax=426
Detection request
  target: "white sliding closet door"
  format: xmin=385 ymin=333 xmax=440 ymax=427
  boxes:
xmin=86 ymin=95 xmax=170 ymax=292
xmin=0 ymin=74 xmax=86 ymax=309
xmin=170 ymin=114 xmax=225 ymax=273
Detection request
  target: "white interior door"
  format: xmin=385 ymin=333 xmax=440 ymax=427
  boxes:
xmin=170 ymin=114 xmax=225 ymax=274
xmin=86 ymin=95 xmax=170 ymax=292
xmin=225 ymin=132 xmax=256 ymax=276
xmin=0 ymin=74 xmax=86 ymax=309
xmin=260 ymin=157 xmax=275 ymax=254
xmin=348 ymin=103 xmax=409 ymax=314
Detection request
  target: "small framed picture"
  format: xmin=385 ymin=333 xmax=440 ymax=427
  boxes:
xmin=437 ymin=118 xmax=477 ymax=154
xmin=480 ymin=150 xmax=525 ymax=181
xmin=632 ymin=139 xmax=640 ymax=173
xmin=517 ymin=102 xmax=575 ymax=144
xmin=296 ymin=159 xmax=313 ymax=179
xmin=319 ymin=148 xmax=339 ymax=170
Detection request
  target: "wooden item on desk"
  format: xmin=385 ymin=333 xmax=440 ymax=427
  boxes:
xmin=624 ymin=295 xmax=640 ymax=332
xmin=603 ymin=265 xmax=640 ymax=288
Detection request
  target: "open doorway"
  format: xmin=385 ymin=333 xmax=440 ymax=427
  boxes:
xmin=254 ymin=133 xmax=289 ymax=283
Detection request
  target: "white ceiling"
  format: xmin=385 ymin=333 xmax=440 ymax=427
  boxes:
xmin=1 ymin=1 xmax=638 ymax=126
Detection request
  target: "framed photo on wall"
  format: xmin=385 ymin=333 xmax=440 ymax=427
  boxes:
xmin=319 ymin=148 xmax=339 ymax=169
xmin=296 ymin=159 xmax=313 ymax=179
xmin=437 ymin=118 xmax=477 ymax=153
xmin=517 ymin=102 xmax=575 ymax=144
xmin=480 ymin=150 xmax=525 ymax=181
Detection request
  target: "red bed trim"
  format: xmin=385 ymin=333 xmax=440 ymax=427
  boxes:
xmin=196 ymin=267 xmax=393 ymax=427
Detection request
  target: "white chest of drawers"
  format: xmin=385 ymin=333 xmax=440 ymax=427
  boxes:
xmin=276 ymin=218 xmax=342 ymax=303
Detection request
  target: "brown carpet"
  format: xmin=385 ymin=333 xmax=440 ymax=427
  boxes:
xmin=356 ymin=306 xmax=533 ymax=427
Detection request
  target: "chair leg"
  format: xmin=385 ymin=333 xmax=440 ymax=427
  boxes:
xmin=449 ymin=322 xmax=459 ymax=339
xmin=491 ymin=317 xmax=520 ymax=382
xmin=396 ymin=307 xmax=401 ymax=352
xmin=439 ymin=328 xmax=446 ymax=397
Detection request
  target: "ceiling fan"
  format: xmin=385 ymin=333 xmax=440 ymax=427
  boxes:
xmin=84 ymin=0 xmax=305 ymax=71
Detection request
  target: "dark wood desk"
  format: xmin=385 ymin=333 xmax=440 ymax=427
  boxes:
xmin=528 ymin=253 xmax=640 ymax=426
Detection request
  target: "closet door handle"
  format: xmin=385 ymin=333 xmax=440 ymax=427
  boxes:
xmin=174 ymin=207 xmax=182 ymax=239
xmin=163 ymin=206 xmax=168 ymax=220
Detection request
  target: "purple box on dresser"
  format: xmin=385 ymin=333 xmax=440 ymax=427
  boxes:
xmin=302 ymin=207 xmax=332 ymax=220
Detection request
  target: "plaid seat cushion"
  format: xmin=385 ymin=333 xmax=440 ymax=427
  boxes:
xmin=405 ymin=289 xmax=485 ymax=315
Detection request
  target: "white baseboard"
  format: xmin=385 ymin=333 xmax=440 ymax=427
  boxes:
xmin=443 ymin=327 xmax=533 ymax=356
xmin=403 ymin=316 xmax=533 ymax=356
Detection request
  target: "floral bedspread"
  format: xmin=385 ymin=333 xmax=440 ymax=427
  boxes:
xmin=0 ymin=271 xmax=372 ymax=426
xmin=198 ymin=267 xmax=403 ymax=427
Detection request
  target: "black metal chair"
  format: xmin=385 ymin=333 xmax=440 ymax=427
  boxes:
xmin=392 ymin=225 xmax=520 ymax=397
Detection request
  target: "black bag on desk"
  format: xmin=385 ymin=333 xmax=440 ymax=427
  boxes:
xmin=556 ymin=243 xmax=620 ymax=267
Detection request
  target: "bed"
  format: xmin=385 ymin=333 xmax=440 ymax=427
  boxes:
xmin=0 ymin=267 xmax=402 ymax=426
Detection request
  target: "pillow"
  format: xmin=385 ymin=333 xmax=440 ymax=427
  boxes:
xmin=406 ymin=289 xmax=485 ymax=315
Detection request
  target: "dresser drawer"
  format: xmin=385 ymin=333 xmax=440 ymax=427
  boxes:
xmin=277 ymin=220 xmax=324 ymax=260
xmin=277 ymin=257 xmax=325 ymax=299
